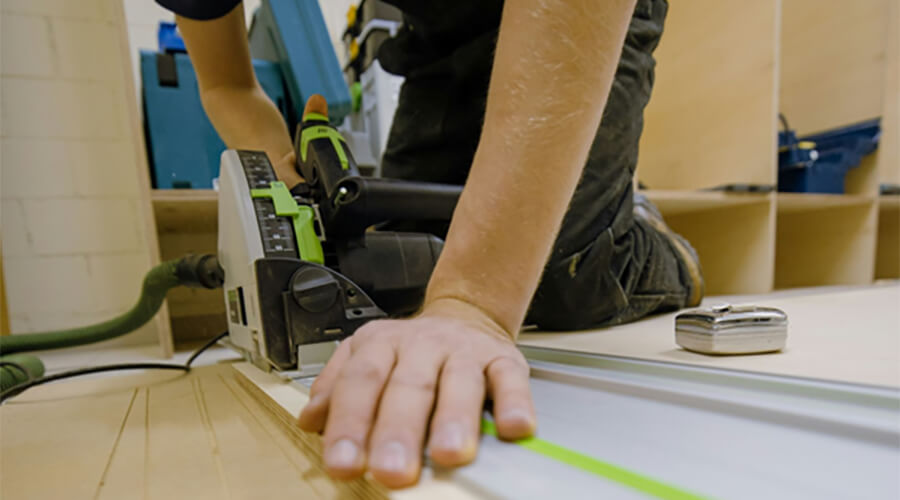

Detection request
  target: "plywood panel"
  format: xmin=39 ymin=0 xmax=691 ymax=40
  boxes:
xmin=664 ymin=198 xmax=776 ymax=295
xmin=157 ymin=231 xmax=226 ymax=342
xmin=776 ymin=192 xmax=875 ymax=213
xmin=110 ymin=0 xmax=173 ymax=357
xmin=1 ymin=387 xmax=138 ymax=499
xmin=520 ymin=284 xmax=900 ymax=388
xmin=643 ymin=190 xmax=770 ymax=216
xmin=845 ymin=153 xmax=881 ymax=196
xmin=875 ymin=198 xmax=900 ymax=279
xmin=637 ymin=0 xmax=779 ymax=190
xmin=152 ymin=190 xmax=218 ymax=233
xmin=775 ymin=201 xmax=878 ymax=288
xmin=780 ymin=0 xmax=890 ymax=135
xmin=878 ymin=0 xmax=899 ymax=187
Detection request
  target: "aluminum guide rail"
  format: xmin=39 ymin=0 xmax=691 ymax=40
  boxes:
xmin=290 ymin=345 xmax=900 ymax=499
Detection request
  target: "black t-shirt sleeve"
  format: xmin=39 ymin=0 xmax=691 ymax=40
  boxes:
xmin=156 ymin=0 xmax=242 ymax=20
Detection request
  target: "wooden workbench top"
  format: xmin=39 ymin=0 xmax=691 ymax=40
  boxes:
xmin=520 ymin=283 xmax=900 ymax=388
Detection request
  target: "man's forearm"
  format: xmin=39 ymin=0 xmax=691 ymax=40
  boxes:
xmin=200 ymin=85 xmax=300 ymax=185
xmin=424 ymin=0 xmax=637 ymax=335
xmin=176 ymin=6 xmax=301 ymax=186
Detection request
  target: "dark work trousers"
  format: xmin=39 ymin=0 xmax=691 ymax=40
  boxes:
xmin=380 ymin=0 xmax=698 ymax=330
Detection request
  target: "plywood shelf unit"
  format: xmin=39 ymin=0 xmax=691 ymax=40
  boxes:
xmin=641 ymin=190 xmax=776 ymax=294
xmin=876 ymin=195 xmax=900 ymax=279
xmin=775 ymin=200 xmax=879 ymax=288
xmin=141 ymin=0 xmax=898 ymax=347
xmin=636 ymin=0 xmax=898 ymax=295
xmin=776 ymin=193 xmax=876 ymax=213
xmin=151 ymin=189 xmax=224 ymax=345
xmin=151 ymin=189 xmax=218 ymax=233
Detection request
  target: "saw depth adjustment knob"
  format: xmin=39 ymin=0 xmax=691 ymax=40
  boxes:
xmin=290 ymin=267 xmax=340 ymax=313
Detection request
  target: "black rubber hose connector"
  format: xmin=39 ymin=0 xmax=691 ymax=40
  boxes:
xmin=175 ymin=254 xmax=225 ymax=289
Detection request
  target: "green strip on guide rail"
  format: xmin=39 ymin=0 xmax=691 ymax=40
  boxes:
xmin=481 ymin=419 xmax=709 ymax=500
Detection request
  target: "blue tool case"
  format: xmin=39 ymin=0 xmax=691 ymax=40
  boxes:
xmin=778 ymin=118 xmax=881 ymax=194
xmin=248 ymin=0 xmax=351 ymax=125
xmin=141 ymin=50 xmax=288 ymax=189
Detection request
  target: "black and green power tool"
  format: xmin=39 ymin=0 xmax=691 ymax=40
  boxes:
xmin=217 ymin=95 xmax=462 ymax=375
xmin=0 ymin=95 xmax=462 ymax=395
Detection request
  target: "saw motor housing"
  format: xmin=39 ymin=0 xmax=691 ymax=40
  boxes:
xmin=218 ymin=115 xmax=461 ymax=374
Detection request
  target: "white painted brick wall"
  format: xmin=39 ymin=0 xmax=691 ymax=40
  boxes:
xmin=0 ymin=0 xmax=366 ymax=345
xmin=1 ymin=0 xmax=159 ymax=347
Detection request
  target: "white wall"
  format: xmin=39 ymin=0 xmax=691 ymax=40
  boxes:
xmin=1 ymin=0 xmax=159 ymax=345
xmin=0 ymin=0 xmax=359 ymax=346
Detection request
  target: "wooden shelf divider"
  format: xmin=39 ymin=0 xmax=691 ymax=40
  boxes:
xmin=151 ymin=189 xmax=218 ymax=233
xmin=776 ymin=193 xmax=876 ymax=213
xmin=876 ymin=195 xmax=900 ymax=279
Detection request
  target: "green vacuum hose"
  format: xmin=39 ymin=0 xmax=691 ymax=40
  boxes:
xmin=0 ymin=354 xmax=46 ymax=392
xmin=0 ymin=254 xmax=223 ymax=392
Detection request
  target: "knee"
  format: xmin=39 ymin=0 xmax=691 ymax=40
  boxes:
xmin=526 ymin=257 xmax=627 ymax=331
xmin=527 ymin=301 xmax=597 ymax=331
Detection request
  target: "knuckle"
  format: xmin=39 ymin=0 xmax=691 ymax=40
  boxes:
xmin=351 ymin=325 xmax=376 ymax=345
xmin=398 ymin=336 xmax=444 ymax=357
xmin=488 ymin=355 xmax=530 ymax=376
xmin=341 ymin=358 xmax=387 ymax=382
xmin=389 ymin=371 xmax=437 ymax=393
xmin=441 ymin=357 xmax=483 ymax=378
xmin=323 ymin=419 xmax=368 ymax=443
xmin=351 ymin=320 xmax=400 ymax=347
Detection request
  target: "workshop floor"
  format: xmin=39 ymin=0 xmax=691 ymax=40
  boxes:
xmin=33 ymin=282 xmax=899 ymax=378
xmin=3 ymin=284 xmax=898 ymax=500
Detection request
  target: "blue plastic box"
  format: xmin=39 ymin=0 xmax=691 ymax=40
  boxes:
xmin=778 ymin=119 xmax=880 ymax=194
xmin=157 ymin=21 xmax=185 ymax=53
xmin=141 ymin=51 xmax=288 ymax=189
xmin=248 ymin=0 xmax=351 ymax=124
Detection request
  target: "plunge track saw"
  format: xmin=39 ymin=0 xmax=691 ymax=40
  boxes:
xmin=217 ymin=96 xmax=462 ymax=375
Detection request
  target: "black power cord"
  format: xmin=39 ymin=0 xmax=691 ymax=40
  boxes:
xmin=0 ymin=331 xmax=229 ymax=404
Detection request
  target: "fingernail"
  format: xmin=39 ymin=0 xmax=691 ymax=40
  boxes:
xmin=325 ymin=439 xmax=360 ymax=470
xmin=371 ymin=441 xmax=408 ymax=473
xmin=432 ymin=423 xmax=465 ymax=451
xmin=500 ymin=408 xmax=536 ymax=431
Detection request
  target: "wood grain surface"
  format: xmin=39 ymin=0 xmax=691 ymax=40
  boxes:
xmin=520 ymin=284 xmax=900 ymax=388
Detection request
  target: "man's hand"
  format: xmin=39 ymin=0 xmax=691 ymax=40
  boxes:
xmin=271 ymin=150 xmax=302 ymax=188
xmin=297 ymin=298 xmax=535 ymax=488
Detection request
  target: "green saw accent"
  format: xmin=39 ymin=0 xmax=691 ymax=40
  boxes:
xmin=299 ymin=124 xmax=349 ymax=170
xmin=481 ymin=419 xmax=709 ymax=500
xmin=251 ymin=181 xmax=324 ymax=264
xmin=303 ymin=112 xmax=329 ymax=122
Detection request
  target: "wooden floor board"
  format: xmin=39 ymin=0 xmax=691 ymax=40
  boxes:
xmin=4 ymin=285 xmax=898 ymax=499
xmin=0 ymin=362 xmax=459 ymax=499
xmin=95 ymin=388 xmax=148 ymax=500
xmin=1 ymin=389 xmax=136 ymax=500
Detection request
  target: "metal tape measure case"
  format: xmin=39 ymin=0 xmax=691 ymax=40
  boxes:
xmin=675 ymin=304 xmax=788 ymax=355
